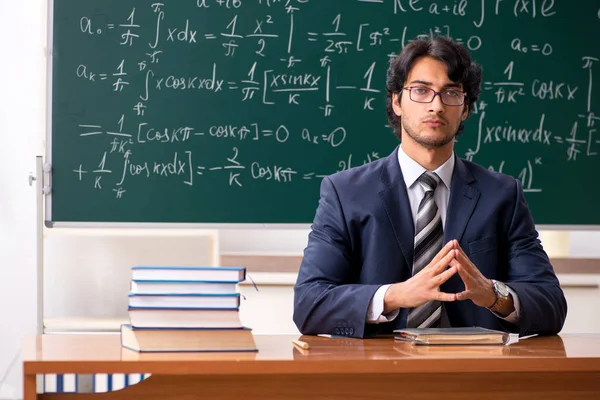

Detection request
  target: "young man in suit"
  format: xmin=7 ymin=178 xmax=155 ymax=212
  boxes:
xmin=293 ymin=36 xmax=567 ymax=338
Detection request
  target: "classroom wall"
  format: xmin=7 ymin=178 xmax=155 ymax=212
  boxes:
xmin=569 ymin=231 xmax=600 ymax=257
xmin=2 ymin=2 xmax=600 ymax=399
xmin=0 ymin=1 xmax=45 ymax=399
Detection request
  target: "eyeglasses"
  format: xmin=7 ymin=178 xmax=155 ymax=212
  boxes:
xmin=402 ymin=86 xmax=466 ymax=106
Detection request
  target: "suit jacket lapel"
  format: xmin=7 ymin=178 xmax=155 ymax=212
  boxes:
xmin=444 ymin=156 xmax=480 ymax=244
xmin=378 ymin=147 xmax=415 ymax=268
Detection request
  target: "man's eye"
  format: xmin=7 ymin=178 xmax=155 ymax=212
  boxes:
xmin=412 ymin=88 xmax=429 ymax=95
xmin=444 ymin=90 xmax=460 ymax=97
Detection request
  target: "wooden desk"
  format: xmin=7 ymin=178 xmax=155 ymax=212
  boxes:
xmin=23 ymin=333 xmax=600 ymax=400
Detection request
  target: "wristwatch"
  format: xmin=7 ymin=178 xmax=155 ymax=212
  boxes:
xmin=488 ymin=280 xmax=510 ymax=313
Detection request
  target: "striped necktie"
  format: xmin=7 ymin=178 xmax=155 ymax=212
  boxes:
xmin=406 ymin=171 xmax=444 ymax=328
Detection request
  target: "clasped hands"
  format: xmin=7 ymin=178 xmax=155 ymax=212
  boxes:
xmin=383 ymin=240 xmax=496 ymax=313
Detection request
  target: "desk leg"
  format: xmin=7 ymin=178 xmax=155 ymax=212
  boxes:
xmin=23 ymin=374 xmax=37 ymax=400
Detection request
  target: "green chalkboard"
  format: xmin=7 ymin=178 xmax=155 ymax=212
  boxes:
xmin=49 ymin=0 xmax=600 ymax=225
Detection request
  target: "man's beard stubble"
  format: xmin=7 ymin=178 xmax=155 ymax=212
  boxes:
xmin=401 ymin=119 xmax=458 ymax=150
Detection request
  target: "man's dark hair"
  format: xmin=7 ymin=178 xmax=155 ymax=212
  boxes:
xmin=385 ymin=36 xmax=482 ymax=139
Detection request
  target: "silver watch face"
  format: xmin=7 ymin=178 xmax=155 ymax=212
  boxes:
xmin=494 ymin=281 xmax=510 ymax=297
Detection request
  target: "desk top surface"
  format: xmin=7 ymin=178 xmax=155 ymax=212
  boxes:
xmin=23 ymin=333 xmax=600 ymax=375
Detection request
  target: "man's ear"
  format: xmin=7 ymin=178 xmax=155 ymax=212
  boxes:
xmin=392 ymin=93 xmax=402 ymax=117
xmin=461 ymin=104 xmax=469 ymax=120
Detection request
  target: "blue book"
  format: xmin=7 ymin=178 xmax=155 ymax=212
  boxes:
xmin=128 ymin=293 xmax=240 ymax=309
xmin=131 ymin=266 xmax=246 ymax=282
xmin=131 ymin=280 xmax=239 ymax=294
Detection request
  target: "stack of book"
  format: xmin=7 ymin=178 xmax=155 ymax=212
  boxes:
xmin=120 ymin=266 xmax=257 ymax=353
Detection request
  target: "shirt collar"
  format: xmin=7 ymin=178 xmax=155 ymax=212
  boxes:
xmin=397 ymin=144 xmax=454 ymax=190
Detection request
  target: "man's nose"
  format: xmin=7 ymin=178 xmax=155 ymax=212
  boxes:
xmin=427 ymin=94 xmax=446 ymax=114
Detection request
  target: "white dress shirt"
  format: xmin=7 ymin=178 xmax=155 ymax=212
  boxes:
xmin=366 ymin=145 xmax=520 ymax=325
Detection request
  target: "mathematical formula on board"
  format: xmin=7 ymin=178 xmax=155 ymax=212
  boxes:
xmin=54 ymin=0 xmax=599 ymax=201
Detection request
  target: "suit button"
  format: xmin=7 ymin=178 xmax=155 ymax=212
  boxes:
xmin=334 ymin=328 xmax=340 ymax=335
xmin=345 ymin=328 xmax=350 ymax=335
xmin=349 ymin=328 xmax=354 ymax=335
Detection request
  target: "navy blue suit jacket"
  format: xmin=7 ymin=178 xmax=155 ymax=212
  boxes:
xmin=293 ymin=146 xmax=567 ymax=338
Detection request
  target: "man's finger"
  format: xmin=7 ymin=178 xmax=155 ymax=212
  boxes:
xmin=449 ymin=240 xmax=472 ymax=264
xmin=435 ymin=265 xmax=458 ymax=286
xmin=453 ymin=259 xmax=475 ymax=285
xmin=435 ymin=291 xmax=457 ymax=302
xmin=429 ymin=240 xmax=456 ymax=266
xmin=456 ymin=290 xmax=472 ymax=301
xmin=451 ymin=239 xmax=462 ymax=251
xmin=454 ymin=250 xmax=472 ymax=271
xmin=452 ymin=239 xmax=469 ymax=260
xmin=453 ymin=244 xmax=470 ymax=264
xmin=431 ymin=249 xmax=456 ymax=274
xmin=453 ymin=241 xmax=476 ymax=269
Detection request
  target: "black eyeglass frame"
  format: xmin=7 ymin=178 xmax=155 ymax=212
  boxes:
xmin=401 ymin=86 xmax=467 ymax=106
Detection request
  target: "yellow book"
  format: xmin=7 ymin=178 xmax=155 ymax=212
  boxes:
xmin=120 ymin=324 xmax=257 ymax=352
xmin=394 ymin=327 xmax=512 ymax=345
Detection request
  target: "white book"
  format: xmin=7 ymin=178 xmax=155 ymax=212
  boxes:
xmin=128 ymin=293 xmax=240 ymax=309
xmin=44 ymin=374 xmax=57 ymax=393
xmin=131 ymin=266 xmax=245 ymax=282
xmin=127 ymin=374 xmax=143 ymax=386
xmin=112 ymin=374 xmax=126 ymax=391
xmin=93 ymin=374 xmax=108 ymax=393
xmin=63 ymin=374 xmax=77 ymax=393
xmin=131 ymin=280 xmax=238 ymax=294
xmin=128 ymin=307 xmax=243 ymax=328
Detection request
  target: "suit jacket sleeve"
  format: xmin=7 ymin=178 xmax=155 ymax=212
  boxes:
xmin=293 ymin=176 xmax=381 ymax=338
xmin=503 ymin=179 xmax=567 ymax=336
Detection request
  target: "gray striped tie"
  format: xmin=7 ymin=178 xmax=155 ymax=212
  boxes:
xmin=407 ymin=171 xmax=444 ymax=328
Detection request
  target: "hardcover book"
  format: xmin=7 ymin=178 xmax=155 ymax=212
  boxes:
xmin=394 ymin=327 xmax=512 ymax=345
xmin=121 ymin=324 xmax=257 ymax=353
